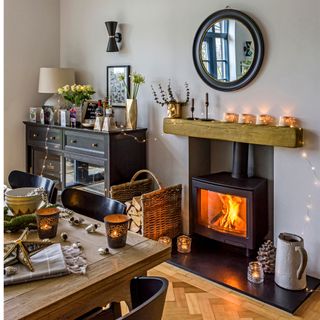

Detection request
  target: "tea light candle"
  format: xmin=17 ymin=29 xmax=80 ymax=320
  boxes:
xmin=238 ymin=114 xmax=256 ymax=124
xmin=158 ymin=236 xmax=172 ymax=246
xmin=278 ymin=116 xmax=297 ymax=127
xmin=104 ymin=214 xmax=131 ymax=249
xmin=223 ymin=112 xmax=239 ymax=123
xmin=177 ymin=235 xmax=192 ymax=253
xmin=35 ymin=207 xmax=60 ymax=239
xmin=256 ymin=114 xmax=274 ymax=125
xmin=247 ymin=261 xmax=264 ymax=284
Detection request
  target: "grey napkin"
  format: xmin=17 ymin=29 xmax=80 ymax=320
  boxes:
xmin=4 ymin=243 xmax=69 ymax=286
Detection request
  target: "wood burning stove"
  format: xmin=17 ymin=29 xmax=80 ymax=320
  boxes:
xmin=191 ymin=142 xmax=268 ymax=256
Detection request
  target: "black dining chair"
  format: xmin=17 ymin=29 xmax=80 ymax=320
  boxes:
xmin=8 ymin=170 xmax=57 ymax=204
xmin=61 ymin=188 xmax=126 ymax=222
xmin=77 ymin=276 xmax=168 ymax=320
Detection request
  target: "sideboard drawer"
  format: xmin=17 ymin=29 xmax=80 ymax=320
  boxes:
xmin=28 ymin=127 xmax=62 ymax=149
xmin=64 ymin=131 xmax=105 ymax=156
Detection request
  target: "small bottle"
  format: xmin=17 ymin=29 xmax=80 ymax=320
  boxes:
xmin=95 ymin=100 xmax=103 ymax=117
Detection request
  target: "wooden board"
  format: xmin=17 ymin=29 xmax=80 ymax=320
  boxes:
xmin=4 ymin=214 xmax=171 ymax=320
xmin=163 ymin=118 xmax=304 ymax=148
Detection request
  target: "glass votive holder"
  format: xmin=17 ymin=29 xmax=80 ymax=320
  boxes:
xmin=247 ymin=261 xmax=264 ymax=284
xmin=278 ymin=116 xmax=297 ymax=127
xmin=104 ymin=214 xmax=131 ymax=249
xmin=223 ymin=112 xmax=239 ymax=123
xmin=238 ymin=114 xmax=256 ymax=124
xmin=256 ymin=114 xmax=274 ymax=125
xmin=35 ymin=207 xmax=60 ymax=239
xmin=158 ymin=236 xmax=172 ymax=246
xmin=177 ymin=235 xmax=192 ymax=253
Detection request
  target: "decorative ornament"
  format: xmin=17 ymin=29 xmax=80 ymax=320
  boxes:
xmin=98 ymin=247 xmax=109 ymax=255
xmin=4 ymin=212 xmax=37 ymax=232
xmin=257 ymin=240 xmax=276 ymax=273
xmin=69 ymin=216 xmax=84 ymax=226
xmin=60 ymin=232 xmax=68 ymax=241
xmin=72 ymin=241 xmax=82 ymax=249
xmin=85 ymin=223 xmax=100 ymax=233
xmin=4 ymin=228 xmax=52 ymax=272
xmin=4 ymin=266 xmax=18 ymax=276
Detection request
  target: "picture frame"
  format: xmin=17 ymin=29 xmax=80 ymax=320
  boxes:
xmin=106 ymin=65 xmax=130 ymax=107
xmin=83 ymin=100 xmax=99 ymax=121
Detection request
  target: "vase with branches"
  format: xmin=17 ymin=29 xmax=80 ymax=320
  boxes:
xmin=151 ymin=80 xmax=190 ymax=118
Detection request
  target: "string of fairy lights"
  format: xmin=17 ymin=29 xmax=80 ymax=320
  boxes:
xmin=300 ymin=151 xmax=319 ymax=235
xmin=40 ymin=127 xmax=50 ymax=176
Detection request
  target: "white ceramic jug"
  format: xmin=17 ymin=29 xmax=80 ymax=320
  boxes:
xmin=275 ymin=233 xmax=308 ymax=290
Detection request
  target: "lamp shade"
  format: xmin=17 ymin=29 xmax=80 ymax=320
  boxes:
xmin=38 ymin=68 xmax=75 ymax=93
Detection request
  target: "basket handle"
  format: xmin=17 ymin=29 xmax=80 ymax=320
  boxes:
xmin=130 ymin=170 xmax=162 ymax=190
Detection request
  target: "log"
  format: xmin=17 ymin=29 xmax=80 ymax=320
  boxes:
xmin=132 ymin=197 xmax=142 ymax=211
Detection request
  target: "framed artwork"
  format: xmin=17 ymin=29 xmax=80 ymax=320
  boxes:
xmin=106 ymin=65 xmax=130 ymax=107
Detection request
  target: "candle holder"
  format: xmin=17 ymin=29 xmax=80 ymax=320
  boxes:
xmin=104 ymin=214 xmax=131 ymax=249
xmin=238 ymin=114 xmax=256 ymax=124
xmin=223 ymin=112 xmax=239 ymax=123
xmin=177 ymin=235 xmax=192 ymax=253
xmin=256 ymin=114 xmax=274 ymax=125
xmin=278 ymin=116 xmax=297 ymax=127
xmin=247 ymin=261 xmax=264 ymax=284
xmin=35 ymin=207 xmax=60 ymax=239
xmin=158 ymin=236 xmax=172 ymax=246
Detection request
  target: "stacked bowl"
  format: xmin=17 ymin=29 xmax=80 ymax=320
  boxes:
xmin=5 ymin=187 xmax=43 ymax=215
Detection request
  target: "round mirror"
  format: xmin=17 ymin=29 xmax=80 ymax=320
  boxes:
xmin=193 ymin=9 xmax=264 ymax=91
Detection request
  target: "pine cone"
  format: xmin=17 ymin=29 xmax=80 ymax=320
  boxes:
xmin=257 ymin=240 xmax=276 ymax=273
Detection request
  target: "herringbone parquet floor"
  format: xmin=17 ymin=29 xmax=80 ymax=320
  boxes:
xmin=146 ymin=263 xmax=320 ymax=320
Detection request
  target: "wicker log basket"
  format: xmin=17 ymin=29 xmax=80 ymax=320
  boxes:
xmin=110 ymin=170 xmax=182 ymax=240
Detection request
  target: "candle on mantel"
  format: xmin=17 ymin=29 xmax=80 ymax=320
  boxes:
xmin=238 ymin=114 xmax=256 ymax=124
xmin=256 ymin=114 xmax=274 ymax=125
xmin=158 ymin=236 xmax=172 ymax=246
xmin=278 ymin=116 xmax=297 ymax=127
xmin=177 ymin=235 xmax=192 ymax=253
xmin=223 ymin=112 xmax=239 ymax=123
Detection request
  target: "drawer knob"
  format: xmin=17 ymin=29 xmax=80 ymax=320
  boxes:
xmin=91 ymin=143 xmax=98 ymax=147
xmin=32 ymin=133 xmax=38 ymax=138
xmin=49 ymin=136 xmax=56 ymax=140
xmin=71 ymin=140 xmax=77 ymax=144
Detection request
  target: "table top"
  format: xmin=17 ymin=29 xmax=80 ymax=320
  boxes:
xmin=4 ymin=213 xmax=171 ymax=320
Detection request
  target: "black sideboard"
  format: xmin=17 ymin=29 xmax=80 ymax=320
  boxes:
xmin=24 ymin=122 xmax=147 ymax=195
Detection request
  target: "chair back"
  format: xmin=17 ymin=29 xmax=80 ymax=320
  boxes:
xmin=121 ymin=277 xmax=168 ymax=320
xmin=8 ymin=170 xmax=57 ymax=204
xmin=61 ymin=188 xmax=126 ymax=221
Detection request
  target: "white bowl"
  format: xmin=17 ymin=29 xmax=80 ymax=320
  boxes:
xmin=5 ymin=187 xmax=43 ymax=215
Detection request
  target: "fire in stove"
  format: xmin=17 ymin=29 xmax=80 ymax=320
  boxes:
xmin=200 ymin=190 xmax=247 ymax=237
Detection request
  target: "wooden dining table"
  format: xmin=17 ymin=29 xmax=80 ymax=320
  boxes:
xmin=4 ymin=213 xmax=171 ymax=319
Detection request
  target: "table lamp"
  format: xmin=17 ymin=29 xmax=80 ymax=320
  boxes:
xmin=38 ymin=67 xmax=75 ymax=107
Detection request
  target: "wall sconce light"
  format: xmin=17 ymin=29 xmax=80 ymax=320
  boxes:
xmin=105 ymin=21 xmax=122 ymax=52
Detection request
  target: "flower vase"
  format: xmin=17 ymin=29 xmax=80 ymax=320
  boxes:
xmin=126 ymin=99 xmax=137 ymax=129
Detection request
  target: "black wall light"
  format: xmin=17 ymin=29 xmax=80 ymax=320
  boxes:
xmin=105 ymin=21 xmax=122 ymax=52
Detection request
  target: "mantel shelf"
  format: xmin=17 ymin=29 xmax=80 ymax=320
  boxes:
xmin=163 ymin=118 xmax=303 ymax=148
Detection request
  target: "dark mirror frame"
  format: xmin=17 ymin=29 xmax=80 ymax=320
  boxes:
xmin=193 ymin=9 xmax=264 ymax=92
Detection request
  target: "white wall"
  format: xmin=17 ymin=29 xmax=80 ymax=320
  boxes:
xmin=63 ymin=0 xmax=319 ymax=277
xmin=4 ymin=0 xmax=60 ymax=181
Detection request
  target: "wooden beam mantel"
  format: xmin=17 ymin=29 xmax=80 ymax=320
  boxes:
xmin=163 ymin=118 xmax=303 ymax=148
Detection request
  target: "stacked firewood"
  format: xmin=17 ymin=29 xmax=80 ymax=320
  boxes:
xmin=125 ymin=197 xmax=143 ymax=234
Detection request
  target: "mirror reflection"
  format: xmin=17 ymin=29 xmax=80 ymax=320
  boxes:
xmin=201 ymin=19 xmax=254 ymax=82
